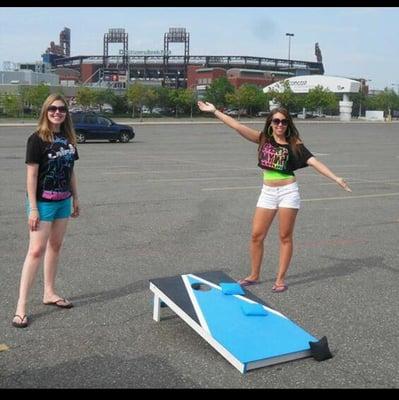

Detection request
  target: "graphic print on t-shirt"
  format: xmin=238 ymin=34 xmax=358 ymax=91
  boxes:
xmin=42 ymin=136 xmax=76 ymax=201
xmin=259 ymin=142 xmax=289 ymax=171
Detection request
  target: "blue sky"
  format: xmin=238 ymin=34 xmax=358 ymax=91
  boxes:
xmin=0 ymin=7 xmax=398 ymax=90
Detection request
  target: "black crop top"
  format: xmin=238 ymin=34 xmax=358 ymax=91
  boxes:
xmin=258 ymin=138 xmax=313 ymax=174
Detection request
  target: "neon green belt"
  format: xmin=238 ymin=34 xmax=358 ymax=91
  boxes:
xmin=263 ymin=169 xmax=294 ymax=181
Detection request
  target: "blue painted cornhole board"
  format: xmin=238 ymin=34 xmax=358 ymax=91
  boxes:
xmin=149 ymin=271 xmax=317 ymax=373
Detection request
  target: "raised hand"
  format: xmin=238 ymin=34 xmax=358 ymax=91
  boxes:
xmin=197 ymin=101 xmax=216 ymax=113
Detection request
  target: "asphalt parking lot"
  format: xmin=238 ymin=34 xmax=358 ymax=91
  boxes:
xmin=1 ymin=120 xmax=398 ymax=388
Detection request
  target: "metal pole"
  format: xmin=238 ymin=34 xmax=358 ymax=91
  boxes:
xmin=286 ymin=33 xmax=294 ymax=62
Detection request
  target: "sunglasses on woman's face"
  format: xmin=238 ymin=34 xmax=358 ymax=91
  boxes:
xmin=271 ymin=118 xmax=288 ymax=126
xmin=47 ymin=106 xmax=67 ymax=114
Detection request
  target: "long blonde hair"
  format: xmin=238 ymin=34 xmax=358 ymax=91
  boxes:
xmin=36 ymin=94 xmax=77 ymax=146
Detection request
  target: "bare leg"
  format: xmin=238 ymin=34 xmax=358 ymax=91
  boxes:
xmin=244 ymin=207 xmax=277 ymax=281
xmin=43 ymin=218 xmax=69 ymax=303
xmin=275 ymin=207 xmax=298 ymax=286
xmin=14 ymin=222 xmax=52 ymax=322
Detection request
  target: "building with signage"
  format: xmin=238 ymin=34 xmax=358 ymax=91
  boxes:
xmin=263 ymin=75 xmax=361 ymax=120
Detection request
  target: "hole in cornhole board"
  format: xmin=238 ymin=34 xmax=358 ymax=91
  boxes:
xmin=191 ymin=283 xmax=212 ymax=291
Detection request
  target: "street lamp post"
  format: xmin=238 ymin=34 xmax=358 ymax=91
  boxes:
xmin=360 ymin=79 xmax=372 ymax=118
xmin=286 ymin=33 xmax=294 ymax=63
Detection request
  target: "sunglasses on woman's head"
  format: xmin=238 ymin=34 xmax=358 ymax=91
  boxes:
xmin=271 ymin=118 xmax=288 ymax=126
xmin=47 ymin=106 xmax=67 ymax=113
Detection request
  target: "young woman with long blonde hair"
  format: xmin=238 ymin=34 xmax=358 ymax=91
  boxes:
xmin=13 ymin=94 xmax=80 ymax=328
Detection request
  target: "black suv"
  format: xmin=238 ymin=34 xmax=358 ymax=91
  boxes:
xmin=71 ymin=112 xmax=135 ymax=144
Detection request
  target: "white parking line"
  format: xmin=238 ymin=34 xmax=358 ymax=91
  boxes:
xmin=302 ymin=192 xmax=399 ymax=202
xmin=345 ymin=178 xmax=399 ymax=185
xmin=202 ymin=186 xmax=399 ymax=202
xmin=104 ymin=167 xmax=258 ymax=175
xmin=202 ymin=185 xmax=260 ymax=191
xmin=147 ymin=176 xmax=258 ymax=182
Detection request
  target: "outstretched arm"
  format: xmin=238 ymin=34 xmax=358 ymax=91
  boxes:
xmin=197 ymin=101 xmax=261 ymax=144
xmin=307 ymin=157 xmax=352 ymax=192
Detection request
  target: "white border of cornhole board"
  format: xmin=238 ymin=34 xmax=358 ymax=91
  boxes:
xmin=150 ymin=273 xmax=312 ymax=373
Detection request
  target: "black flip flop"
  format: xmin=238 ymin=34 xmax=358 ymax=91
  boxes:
xmin=12 ymin=314 xmax=28 ymax=328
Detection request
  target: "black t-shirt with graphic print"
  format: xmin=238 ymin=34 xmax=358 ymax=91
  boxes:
xmin=25 ymin=132 xmax=79 ymax=202
xmin=258 ymin=137 xmax=313 ymax=174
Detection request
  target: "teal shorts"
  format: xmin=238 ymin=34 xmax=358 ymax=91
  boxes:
xmin=26 ymin=197 xmax=72 ymax=222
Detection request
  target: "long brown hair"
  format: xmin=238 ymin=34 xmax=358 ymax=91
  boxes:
xmin=36 ymin=94 xmax=77 ymax=146
xmin=259 ymin=107 xmax=302 ymax=157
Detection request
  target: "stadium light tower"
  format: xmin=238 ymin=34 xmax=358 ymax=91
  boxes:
xmin=286 ymin=33 xmax=294 ymax=62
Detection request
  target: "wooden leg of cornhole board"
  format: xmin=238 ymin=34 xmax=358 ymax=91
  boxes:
xmin=153 ymin=294 xmax=162 ymax=322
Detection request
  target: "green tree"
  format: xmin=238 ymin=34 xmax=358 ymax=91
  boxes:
xmin=1 ymin=93 xmax=22 ymax=117
xmin=177 ymin=88 xmax=197 ymax=118
xmin=349 ymin=91 xmax=367 ymax=117
xmin=126 ymin=83 xmax=147 ymax=119
xmin=304 ymin=85 xmax=338 ymax=115
xmin=225 ymin=84 xmax=266 ymax=117
xmin=253 ymin=88 xmax=270 ymax=114
xmin=366 ymin=88 xmax=399 ymax=116
xmin=204 ymin=77 xmax=235 ymax=109
xmin=168 ymin=89 xmax=181 ymax=117
xmin=142 ymin=87 xmax=159 ymax=113
xmin=109 ymin=94 xmax=129 ymax=115
xmin=19 ymin=84 xmax=50 ymax=116
xmin=76 ymin=87 xmax=95 ymax=110
xmin=267 ymin=80 xmax=298 ymax=111
xmin=34 ymin=84 xmax=51 ymax=115
xmin=156 ymin=86 xmax=174 ymax=113
xmin=92 ymin=89 xmax=114 ymax=112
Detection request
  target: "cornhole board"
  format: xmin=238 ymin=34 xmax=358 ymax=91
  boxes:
xmin=149 ymin=271 xmax=318 ymax=373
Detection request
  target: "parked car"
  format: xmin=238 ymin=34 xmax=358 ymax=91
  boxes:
xmin=311 ymin=112 xmax=326 ymax=118
xmin=101 ymin=104 xmax=113 ymax=113
xmin=297 ymin=112 xmax=317 ymax=119
xmin=141 ymin=106 xmax=165 ymax=116
xmin=225 ymin=109 xmax=247 ymax=117
xmin=69 ymin=106 xmax=83 ymax=113
xmin=141 ymin=106 xmax=151 ymax=115
xmin=71 ymin=112 xmax=135 ymax=143
xmin=151 ymin=107 xmax=163 ymax=115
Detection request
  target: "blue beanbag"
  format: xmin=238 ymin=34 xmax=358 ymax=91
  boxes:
xmin=241 ymin=302 xmax=268 ymax=316
xmin=219 ymin=282 xmax=245 ymax=295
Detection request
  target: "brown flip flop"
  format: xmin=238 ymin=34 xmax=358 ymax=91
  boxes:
xmin=237 ymin=279 xmax=259 ymax=287
xmin=271 ymin=284 xmax=288 ymax=293
xmin=43 ymin=298 xmax=73 ymax=309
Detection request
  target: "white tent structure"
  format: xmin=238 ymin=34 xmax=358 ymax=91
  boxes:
xmin=263 ymin=75 xmax=361 ymax=121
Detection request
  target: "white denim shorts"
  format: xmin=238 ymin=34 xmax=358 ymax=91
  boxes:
xmin=256 ymin=181 xmax=301 ymax=209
